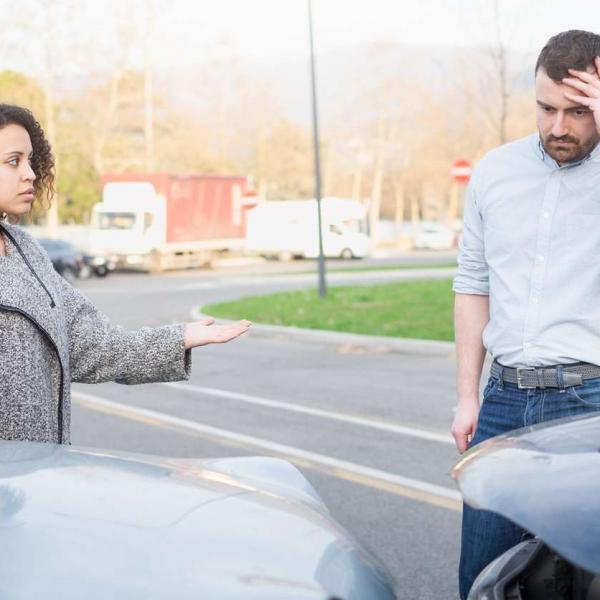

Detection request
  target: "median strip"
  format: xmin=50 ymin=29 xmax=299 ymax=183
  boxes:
xmin=73 ymin=390 xmax=462 ymax=512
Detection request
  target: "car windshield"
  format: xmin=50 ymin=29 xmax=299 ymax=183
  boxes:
xmin=38 ymin=239 xmax=56 ymax=250
xmin=452 ymin=413 xmax=600 ymax=574
xmin=39 ymin=239 xmax=78 ymax=252
xmin=96 ymin=212 xmax=136 ymax=230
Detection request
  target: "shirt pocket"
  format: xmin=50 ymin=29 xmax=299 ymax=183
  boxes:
xmin=567 ymin=213 xmax=600 ymax=263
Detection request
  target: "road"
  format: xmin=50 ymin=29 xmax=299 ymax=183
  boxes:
xmin=71 ymin=262 xmax=462 ymax=599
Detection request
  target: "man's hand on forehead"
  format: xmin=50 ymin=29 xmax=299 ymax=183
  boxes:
xmin=562 ymin=56 xmax=600 ymax=134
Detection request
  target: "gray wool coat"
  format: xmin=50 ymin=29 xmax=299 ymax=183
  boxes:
xmin=0 ymin=222 xmax=191 ymax=444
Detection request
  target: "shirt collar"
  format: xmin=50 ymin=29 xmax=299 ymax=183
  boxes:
xmin=536 ymin=134 xmax=600 ymax=170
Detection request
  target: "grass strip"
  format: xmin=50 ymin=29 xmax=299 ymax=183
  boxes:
xmin=204 ymin=279 xmax=455 ymax=341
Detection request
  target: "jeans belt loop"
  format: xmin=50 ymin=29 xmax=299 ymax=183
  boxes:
xmin=497 ymin=366 xmax=504 ymax=391
xmin=537 ymin=368 xmax=546 ymax=390
xmin=556 ymin=365 xmax=565 ymax=391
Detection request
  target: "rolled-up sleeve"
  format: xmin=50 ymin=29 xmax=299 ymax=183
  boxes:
xmin=453 ymin=175 xmax=489 ymax=295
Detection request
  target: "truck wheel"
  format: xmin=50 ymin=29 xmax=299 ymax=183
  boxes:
xmin=340 ymin=248 xmax=354 ymax=260
xmin=277 ymin=251 xmax=293 ymax=262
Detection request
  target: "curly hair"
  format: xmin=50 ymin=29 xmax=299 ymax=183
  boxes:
xmin=536 ymin=30 xmax=600 ymax=81
xmin=0 ymin=104 xmax=55 ymax=212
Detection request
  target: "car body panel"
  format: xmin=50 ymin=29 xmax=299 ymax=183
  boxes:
xmin=452 ymin=413 xmax=600 ymax=575
xmin=0 ymin=441 xmax=396 ymax=599
xmin=37 ymin=238 xmax=83 ymax=278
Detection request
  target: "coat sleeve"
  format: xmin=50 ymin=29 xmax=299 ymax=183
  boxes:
xmin=55 ymin=274 xmax=192 ymax=385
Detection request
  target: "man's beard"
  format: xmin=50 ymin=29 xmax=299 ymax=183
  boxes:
xmin=540 ymin=132 xmax=600 ymax=164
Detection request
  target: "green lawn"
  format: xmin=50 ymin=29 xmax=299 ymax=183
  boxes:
xmin=204 ymin=279 xmax=455 ymax=341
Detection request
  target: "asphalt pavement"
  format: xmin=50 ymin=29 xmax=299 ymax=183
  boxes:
xmin=71 ymin=259 xmax=463 ymax=599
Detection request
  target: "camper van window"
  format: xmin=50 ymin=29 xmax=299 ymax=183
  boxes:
xmin=97 ymin=212 xmax=136 ymax=230
xmin=144 ymin=213 xmax=154 ymax=232
xmin=329 ymin=224 xmax=343 ymax=235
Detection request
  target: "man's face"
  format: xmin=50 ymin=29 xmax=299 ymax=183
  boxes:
xmin=535 ymin=68 xmax=600 ymax=164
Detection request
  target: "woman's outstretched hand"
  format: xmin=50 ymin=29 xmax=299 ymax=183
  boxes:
xmin=184 ymin=318 xmax=251 ymax=349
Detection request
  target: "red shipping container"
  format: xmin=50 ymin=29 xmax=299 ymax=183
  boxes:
xmin=101 ymin=173 xmax=252 ymax=244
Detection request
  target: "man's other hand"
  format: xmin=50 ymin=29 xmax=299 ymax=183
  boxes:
xmin=563 ymin=56 xmax=600 ymax=135
xmin=452 ymin=398 xmax=480 ymax=454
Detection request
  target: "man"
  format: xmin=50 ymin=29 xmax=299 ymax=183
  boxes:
xmin=452 ymin=29 xmax=600 ymax=599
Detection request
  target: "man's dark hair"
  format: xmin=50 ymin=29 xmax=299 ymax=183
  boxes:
xmin=536 ymin=30 xmax=600 ymax=81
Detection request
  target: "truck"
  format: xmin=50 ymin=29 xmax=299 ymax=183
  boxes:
xmin=89 ymin=174 xmax=257 ymax=271
xmin=245 ymin=198 xmax=370 ymax=260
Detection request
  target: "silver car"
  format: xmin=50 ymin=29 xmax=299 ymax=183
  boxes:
xmin=453 ymin=413 xmax=600 ymax=599
xmin=0 ymin=441 xmax=396 ymax=599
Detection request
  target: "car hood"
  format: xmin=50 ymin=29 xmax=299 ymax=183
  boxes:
xmin=452 ymin=413 xmax=600 ymax=574
xmin=0 ymin=442 xmax=395 ymax=600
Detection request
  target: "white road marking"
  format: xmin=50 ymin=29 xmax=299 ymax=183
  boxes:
xmin=73 ymin=390 xmax=462 ymax=511
xmin=79 ymin=281 xmax=218 ymax=295
xmin=163 ymin=382 xmax=454 ymax=445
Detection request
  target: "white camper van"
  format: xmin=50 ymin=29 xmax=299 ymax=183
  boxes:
xmin=246 ymin=198 xmax=369 ymax=260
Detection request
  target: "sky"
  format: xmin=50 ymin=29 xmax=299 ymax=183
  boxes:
xmin=3 ymin=0 xmax=600 ymax=93
xmin=154 ymin=0 xmax=600 ymax=60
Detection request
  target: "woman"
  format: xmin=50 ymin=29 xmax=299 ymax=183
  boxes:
xmin=0 ymin=104 xmax=251 ymax=444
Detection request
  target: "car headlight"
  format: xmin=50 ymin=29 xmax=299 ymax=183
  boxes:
xmin=468 ymin=539 xmax=543 ymax=600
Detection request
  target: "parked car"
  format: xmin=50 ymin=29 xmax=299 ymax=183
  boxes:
xmin=82 ymin=253 xmax=115 ymax=277
xmin=452 ymin=413 xmax=600 ymax=599
xmin=38 ymin=238 xmax=84 ymax=281
xmin=0 ymin=440 xmax=397 ymax=599
xmin=412 ymin=221 xmax=457 ymax=250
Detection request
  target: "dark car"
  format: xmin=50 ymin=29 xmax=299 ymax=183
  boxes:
xmin=452 ymin=414 xmax=600 ymax=599
xmin=38 ymin=238 xmax=84 ymax=281
xmin=0 ymin=441 xmax=397 ymax=599
xmin=82 ymin=253 xmax=115 ymax=277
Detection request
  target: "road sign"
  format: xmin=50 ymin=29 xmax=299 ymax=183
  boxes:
xmin=450 ymin=159 xmax=472 ymax=184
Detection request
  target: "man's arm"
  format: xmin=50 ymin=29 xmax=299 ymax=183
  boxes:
xmin=452 ymin=293 xmax=489 ymax=453
xmin=452 ymin=167 xmax=489 ymax=453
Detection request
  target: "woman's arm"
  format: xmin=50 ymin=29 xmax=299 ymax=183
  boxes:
xmin=55 ymin=274 xmax=250 ymax=385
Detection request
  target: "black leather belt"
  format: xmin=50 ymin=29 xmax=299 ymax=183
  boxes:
xmin=491 ymin=360 xmax=600 ymax=389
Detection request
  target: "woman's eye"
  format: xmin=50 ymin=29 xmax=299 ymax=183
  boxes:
xmin=7 ymin=158 xmax=18 ymax=166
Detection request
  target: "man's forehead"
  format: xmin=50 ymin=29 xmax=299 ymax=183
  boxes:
xmin=535 ymin=70 xmax=586 ymax=108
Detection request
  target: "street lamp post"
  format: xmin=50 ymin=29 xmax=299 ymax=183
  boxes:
xmin=307 ymin=0 xmax=327 ymax=298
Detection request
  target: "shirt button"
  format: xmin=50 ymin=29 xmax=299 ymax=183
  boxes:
xmin=543 ymin=212 xmax=550 ymax=219
xmin=538 ymin=256 xmax=545 ymax=262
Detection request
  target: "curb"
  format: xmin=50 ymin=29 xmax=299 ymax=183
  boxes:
xmin=190 ymin=306 xmax=456 ymax=357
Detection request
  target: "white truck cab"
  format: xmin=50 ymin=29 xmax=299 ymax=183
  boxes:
xmin=90 ymin=182 xmax=165 ymax=268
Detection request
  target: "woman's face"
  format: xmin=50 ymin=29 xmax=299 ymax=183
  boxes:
xmin=0 ymin=124 xmax=36 ymax=217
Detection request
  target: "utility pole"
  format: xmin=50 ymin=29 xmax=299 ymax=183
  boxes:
xmin=143 ymin=0 xmax=155 ymax=172
xmin=307 ymin=0 xmax=327 ymax=298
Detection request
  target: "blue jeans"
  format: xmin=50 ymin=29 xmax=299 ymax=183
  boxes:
xmin=458 ymin=373 xmax=600 ymax=600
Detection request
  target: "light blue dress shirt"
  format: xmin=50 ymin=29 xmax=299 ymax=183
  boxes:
xmin=454 ymin=133 xmax=600 ymax=367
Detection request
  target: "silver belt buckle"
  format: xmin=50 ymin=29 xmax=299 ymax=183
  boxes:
xmin=516 ymin=367 xmax=537 ymax=389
